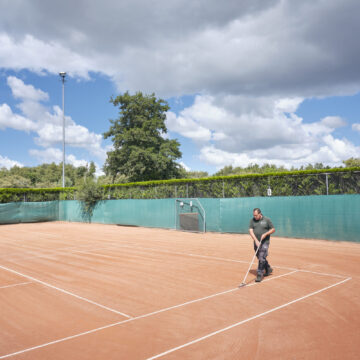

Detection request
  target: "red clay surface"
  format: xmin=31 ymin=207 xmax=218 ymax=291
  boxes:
xmin=0 ymin=222 xmax=359 ymax=359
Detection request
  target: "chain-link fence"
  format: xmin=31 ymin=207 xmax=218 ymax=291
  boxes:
xmin=1 ymin=170 xmax=359 ymax=203
xmin=104 ymin=171 xmax=360 ymax=199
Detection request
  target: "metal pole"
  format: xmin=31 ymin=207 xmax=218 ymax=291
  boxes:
xmin=59 ymin=72 xmax=66 ymax=188
xmin=325 ymin=173 xmax=329 ymax=195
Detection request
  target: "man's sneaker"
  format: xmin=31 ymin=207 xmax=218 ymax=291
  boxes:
xmin=255 ymin=273 xmax=263 ymax=282
xmin=264 ymin=267 xmax=273 ymax=277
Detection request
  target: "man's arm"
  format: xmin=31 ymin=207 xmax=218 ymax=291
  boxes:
xmin=249 ymin=228 xmax=260 ymax=247
xmin=260 ymin=227 xmax=275 ymax=241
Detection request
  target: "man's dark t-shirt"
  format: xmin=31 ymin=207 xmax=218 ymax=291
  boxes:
xmin=249 ymin=216 xmax=274 ymax=244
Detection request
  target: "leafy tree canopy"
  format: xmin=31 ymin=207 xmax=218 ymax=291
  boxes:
xmin=103 ymin=91 xmax=182 ymax=182
xmin=184 ymin=171 xmax=209 ymax=179
xmin=343 ymin=157 xmax=360 ymax=167
xmin=214 ymin=164 xmax=288 ymax=176
xmin=213 ymin=162 xmax=336 ymax=176
xmin=0 ymin=162 xmax=96 ymax=188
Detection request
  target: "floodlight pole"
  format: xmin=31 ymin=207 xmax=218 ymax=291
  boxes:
xmin=59 ymin=72 xmax=66 ymax=188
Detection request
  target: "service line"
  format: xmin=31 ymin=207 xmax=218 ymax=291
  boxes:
xmin=0 ymin=239 xmax=349 ymax=280
xmin=86 ymin=243 xmax=348 ymax=279
xmin=147 ymin=277 xmax=352 ymax=359
xmin=0 ymin=281 xmax=32 ymax=290
xmin=0 ymin=270 xmax=297 ymax=359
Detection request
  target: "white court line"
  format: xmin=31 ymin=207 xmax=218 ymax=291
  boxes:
xmin=0 ymin=281 xmax=32 ymax=290
xmin=0 ymin=245 xmax=110 ymax=262
xmin=0 ymin=236 xmax=348 ymax=279
xmin=297 ymin=269 xmax=347 ymax=279
xmin=0 ymin=241 xmax=348 ymax=284
xmin=132 ymin=270 xmax=299 ymax=319
xmin=0 ymin=264 xmax=132 ymax=319
xmin=146 ymin=276 xmax=352 ymax=360
xmin=88 ymin=243 xmax=348 ymax=279
xmin=0 ymin=270 xmax=297 ymax=359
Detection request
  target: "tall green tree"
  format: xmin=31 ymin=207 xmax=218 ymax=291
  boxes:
xmin=103 ymin=91 xmax=182 ymax=182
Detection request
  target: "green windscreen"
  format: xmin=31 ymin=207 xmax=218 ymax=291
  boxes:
xmin=217 ymin=195 xmax=359 ymax=241
xmin=0 ymin=201 xmax=59 ymax=224
xmin=59 ymin=199 xmax=175 ymax=228
xmin=0 ymin=195 xmax=358 ymax=242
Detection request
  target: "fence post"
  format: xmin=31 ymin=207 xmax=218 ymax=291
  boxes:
xmin=174 ymin=185 xmax=177 ymax=198
xmin=267 ymin=176 xmax=272 ymax=196
xmin=186 ymin=183 xmax=189 ymax=198
xmin=222 ymin=181 xmax=225 ymax=198
xmin=325 ymin=173 xmax=329 ymax=195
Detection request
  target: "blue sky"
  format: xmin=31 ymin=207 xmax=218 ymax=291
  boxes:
xmin=1 ymin=0 xmax=359 ymax=176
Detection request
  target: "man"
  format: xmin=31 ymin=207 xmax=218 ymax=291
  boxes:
xmin=249 ymin=208 xmax=275 ymax=282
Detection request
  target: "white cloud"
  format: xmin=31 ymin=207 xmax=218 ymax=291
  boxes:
xmin=0 ymin=1 xmax=360 ymax=172
xmin=0 ymin=103 xmax=37 ymax=131
xmin=302 ymin=116 xmax=346 ymax=138
xmin=29 ymin=148 xmax=104 ymax=177
xmin=169 ymin=94 xmax=360 ymax=168
xmin=0 ymin=34 xmax=93 ymax=79
xmin=34 ymin=121 xmax=105 ymax=158
xmin=200 ymin=136 xmax=360 ymax=169
xmin=66 ymin=154 xmax=90 ymax=168
xmin=7 ymin=76 xmax=49 ymax=102
xmin=5 ymin=76 xmax=107 ymax=161
xmin=179 ymin=161 xmax=190 ymax=172
xmin=94 ymin=166 xmax=105 ymax=178
xmin=29 ymin=148 xmax=63 ymax=164
xmin=0 ymin=155 xmax=23 ymax=169
xmin=321 ymin=116 xmax=346 ymax=128
xmin=275 ymin=98 xmax=304 ymax=113
xmin=0 ymin=1 xmax=359 ymax=97
xmin=167 ymin=95 xmax=308 ymax=152
xmin=30 ymin=148 xmax=86 ymax=167
xmin=199 ymin=146 xmax=253 ymax=168
xmin=166 ymin=110 xmax=212 ymax=142
xmin=352 ymin=123 xmax=360 ymax=132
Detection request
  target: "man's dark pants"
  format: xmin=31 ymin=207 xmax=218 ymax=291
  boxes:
xmin=254 ymin=241 xmax=270 ymax=274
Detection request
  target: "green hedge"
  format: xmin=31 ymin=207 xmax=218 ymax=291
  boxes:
xmin=0 ymin=167 xmax=359 ymax=203
xmin=0 ymin=187 xmax=76 ymax=203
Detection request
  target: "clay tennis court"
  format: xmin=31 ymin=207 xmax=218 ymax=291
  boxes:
xmin=0 ymin=222 xmax=359 ymax=359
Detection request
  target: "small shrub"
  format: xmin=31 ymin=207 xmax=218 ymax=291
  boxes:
xmin=76 ymin=180 xmax=104 ymax=222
